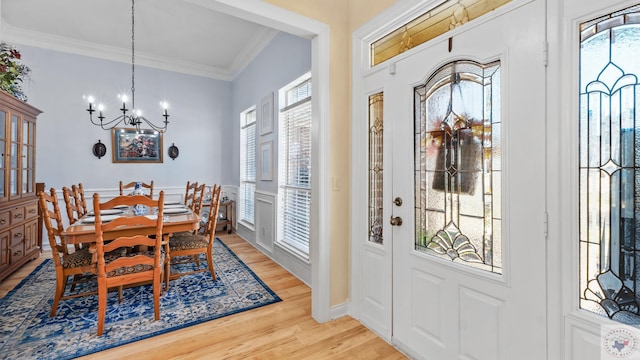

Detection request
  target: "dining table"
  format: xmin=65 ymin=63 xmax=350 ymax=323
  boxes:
xmin=62 ymin=203 xmax=201 ymax=245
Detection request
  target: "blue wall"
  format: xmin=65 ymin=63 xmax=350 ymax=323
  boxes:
xmin=230 ymin=32 xmax=312 ymax=194
xmin=15 ymin=31 xmax=310 ymax=195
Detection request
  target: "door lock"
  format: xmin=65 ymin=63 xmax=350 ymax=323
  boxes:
xmin=390 ymin=216 xmax=403 ymax=226
xmin=393 ymin=197 xmax=403 ymax=206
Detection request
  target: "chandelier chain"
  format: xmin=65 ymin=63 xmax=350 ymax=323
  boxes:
xmin=85 ymin=0 xmax=170 ymax=133
xmin=131 ymin=0 xmax=136 ymax=110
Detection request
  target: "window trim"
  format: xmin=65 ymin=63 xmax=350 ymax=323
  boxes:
xmin=277 ymin=72 xmax=312 ymax=260
xmin=239 ymin=106 xmax=256 ymax=229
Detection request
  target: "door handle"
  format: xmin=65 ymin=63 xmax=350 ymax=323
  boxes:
xmin=390 ymin=216 xmax=403 ymax=226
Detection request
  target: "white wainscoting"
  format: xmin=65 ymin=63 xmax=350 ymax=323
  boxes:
xmin=235 ymin=190 xmax=311 ymax=286
xmin=43 ymin=184 xmax=312 ymax=287
xmin=255 ymin=192 xmax=275 ymax=252
xmin=41 ymin=185 xmax=199 ymax=251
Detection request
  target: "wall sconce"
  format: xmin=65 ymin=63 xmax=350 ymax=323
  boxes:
xmin=92 ymin=140 xmax=107 ymax=159
xmin=168 ymin=143 xmax=179 ymax=160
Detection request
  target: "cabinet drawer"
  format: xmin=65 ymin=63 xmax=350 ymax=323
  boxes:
xmin=10 ymin=226 xmax=25 ymax=247
xmin=9 ymin=243 xmax=25 ymax=263
xmin=24 ymin=203 xmax=38 ymax=220
xmin=9 ymin=207 xmax=25 ymax=225
xmin=0 ymin=212 xmax=9 ymax=228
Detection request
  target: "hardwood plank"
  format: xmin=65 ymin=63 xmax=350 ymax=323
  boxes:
xmin=0 ymin=234 xmax=407 ymax=359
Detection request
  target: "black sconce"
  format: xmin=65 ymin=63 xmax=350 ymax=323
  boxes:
xmin=92 ymin=140 xmax=107 ymax=159
xmin=168 ymin=143 xmax=179 ymax=160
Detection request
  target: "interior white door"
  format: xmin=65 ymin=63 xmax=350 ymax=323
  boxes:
xmin=387 ymin=1 xmax=547 ymax=358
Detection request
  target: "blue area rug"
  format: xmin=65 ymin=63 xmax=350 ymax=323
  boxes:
xmin=0 ymin=238 xmax=281 ymax=359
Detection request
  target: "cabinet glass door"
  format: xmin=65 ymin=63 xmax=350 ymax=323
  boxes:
xmin=0 ymin=111 xmax=5 ymax=199
xmin=9 ymin=115 xmax=18 ymax=198
xmin=22 ymin=120 xmax=33 ymax=194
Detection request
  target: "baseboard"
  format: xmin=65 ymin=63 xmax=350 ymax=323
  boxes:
xmin=329 ymin=301 xmax=349 ymax=320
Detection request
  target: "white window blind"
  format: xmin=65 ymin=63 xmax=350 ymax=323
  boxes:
xmin=278 ymin=75 xmax=311 ymax=258
xmin=240 ymin=108 xmax=256 ymax=225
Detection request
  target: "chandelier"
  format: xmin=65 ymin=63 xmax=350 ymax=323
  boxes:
xmin=86 ymin=0 xmax=170 ymax=133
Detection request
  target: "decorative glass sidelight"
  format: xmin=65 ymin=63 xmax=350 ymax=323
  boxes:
xmin=369 ymin=93 xmax=384 ymax=244
xmin=579 ymin=5 xmax=640 ymax=324
xmin=414 ymin=60 xmax=502 ymax=274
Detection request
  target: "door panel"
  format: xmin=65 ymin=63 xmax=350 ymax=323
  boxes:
xmin=389 ymin=1 xmax=547 ymax=358
xmin=359 ymin=69 xmax=393 ymax=339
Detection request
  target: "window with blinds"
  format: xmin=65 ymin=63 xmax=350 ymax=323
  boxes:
xmin=278 ymin=73 xmax=312 ymax=259
xmin=240 ymin=107 xmax=256 ymax=226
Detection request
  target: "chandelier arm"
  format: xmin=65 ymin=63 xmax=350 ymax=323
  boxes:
xmin=137 ymin=115 xmax=169 ymax=132
xmin=89 ymin=113 xmax=128 ymax=128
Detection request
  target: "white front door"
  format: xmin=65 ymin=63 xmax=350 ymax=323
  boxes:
xmin=356 ymin=1 xmax=547 ymax=358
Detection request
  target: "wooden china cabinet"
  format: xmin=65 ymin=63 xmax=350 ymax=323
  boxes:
xmin=0 ymin=91 xmax=42 ymax=282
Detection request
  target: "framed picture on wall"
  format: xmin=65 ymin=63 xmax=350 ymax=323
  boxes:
xmin=111 ymin=128 xmax=163 ymax=163
xmin=260 ymin=92 xmax=274 ymax=135
xmin=260 ymin=141 xmax=273 ymax=181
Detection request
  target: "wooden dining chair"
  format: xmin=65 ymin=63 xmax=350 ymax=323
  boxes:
xmin=62 ymin=186 xmax=83 ymax=225
xmin=62 ymin=186 xmax=86 ymax=252
xmin=168 ymin=184 xmax=221 ymax=281
xmin=38 ymin=188 xmax=96 ymax=317
xmin=183 ymin=181 xmax=198 ymax=207
xmin=172 ymin=182 xmax=206 ymax=239
xmin=191 ymin=183 xmax=206 ymax=216
xmin=92 ymin=191 xmax=166 ymax=336
xmin=119 ymin=180 xmax=154 ymax=199
xmin=72 ymin=183 xmax=88 ymax=216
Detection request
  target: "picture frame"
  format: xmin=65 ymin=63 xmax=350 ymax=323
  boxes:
xmin=111 ymin=128 xmax=163 ymax=163
xmin=260 ymin=92 xmax=274 ymax=135
xmin=260 ymin=141 xmax=273 ymax=181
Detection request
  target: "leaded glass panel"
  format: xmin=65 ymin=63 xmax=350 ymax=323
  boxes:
xmin=369 ymin=93 xmax=384 ymax=244
xmin=414 ymin=60 xmax=501 ymax=274
xmin=370 ymin=0 xmax=512 ymax=66
xmin=579 ymin=5 xmax=640 ymax=325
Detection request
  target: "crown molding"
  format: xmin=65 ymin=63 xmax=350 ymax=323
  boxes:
xmin=185 ymin=0 xmax=320 ymax=39
xmin=228 ymin=27 xmax=278 ymax=79
xmin=1 ymin=20 xmax=277 ymax=81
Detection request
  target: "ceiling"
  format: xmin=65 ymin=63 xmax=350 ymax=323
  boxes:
xmin=0 ymin=0 xmax=280 ymax=81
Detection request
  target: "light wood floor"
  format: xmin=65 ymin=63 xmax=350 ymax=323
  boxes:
xmin=0 ymin=233 xmax=407 ymax=359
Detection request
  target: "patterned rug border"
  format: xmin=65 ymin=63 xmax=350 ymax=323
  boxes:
xmin=0 ymin=238 xmax=282 ymax=359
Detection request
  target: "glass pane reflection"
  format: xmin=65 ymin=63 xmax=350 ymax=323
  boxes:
xmin=369 ymin=93 xmax=384 ymax=244
xmin=579 ymin=5 xmax=640 ymax=325
xmin=414 ymin=60 xmax=501 ymax=274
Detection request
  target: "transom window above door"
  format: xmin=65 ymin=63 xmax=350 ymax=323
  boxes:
xmin=370 ymin=0 xmax=512 ymax=66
